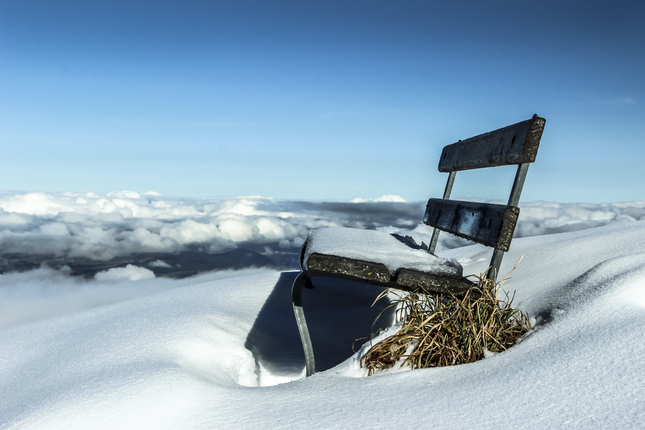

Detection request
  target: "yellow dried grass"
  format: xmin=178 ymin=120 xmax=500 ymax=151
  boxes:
xmin=360 ymin=265 xmax=531 ymax=375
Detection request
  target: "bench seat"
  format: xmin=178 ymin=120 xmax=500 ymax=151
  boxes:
xmin=301 ymin=228 xmax=474 ymax=295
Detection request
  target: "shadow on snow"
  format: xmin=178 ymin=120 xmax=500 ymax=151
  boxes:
xmin=244 ymin=271 xmax=396 ymax=378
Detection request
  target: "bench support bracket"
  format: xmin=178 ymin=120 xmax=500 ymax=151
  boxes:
xmin=291 ymin=272 xmax=316 ymax=376
xmin=486 ymin=163 xmax=530 ymax=280
xmin=429 ymin=171 xmax=456 ymax=254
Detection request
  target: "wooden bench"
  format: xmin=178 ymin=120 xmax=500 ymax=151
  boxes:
xmin=292 ymin=114 xmax=546 ymax=376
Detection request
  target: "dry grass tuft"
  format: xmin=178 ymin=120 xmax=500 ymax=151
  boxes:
xmin=360 ymin=267 xmax=531 ymax=376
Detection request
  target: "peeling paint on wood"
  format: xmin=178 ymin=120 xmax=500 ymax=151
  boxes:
xmin=424 ymin=199 xmax=519 ymax=251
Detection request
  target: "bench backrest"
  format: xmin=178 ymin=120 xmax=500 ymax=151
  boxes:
xmin=424 ymin=114 xmax=546 ymax=280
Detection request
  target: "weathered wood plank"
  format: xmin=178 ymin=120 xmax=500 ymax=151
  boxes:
xmin=305 ymin=254 xmax=476 ymax=296
xmin=306 ymin=254 xmax=391 ymax=284
xmin=438 ymin=115 xmax=545 ymax=172
xmin=396 ymin=269 xmax=475 ymax=296
xmin=423 ymin=199 xmax=519 ymax=251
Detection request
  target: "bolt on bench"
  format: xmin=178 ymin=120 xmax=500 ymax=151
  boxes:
xmin=292 ymin=114 xmax=546 ymax=376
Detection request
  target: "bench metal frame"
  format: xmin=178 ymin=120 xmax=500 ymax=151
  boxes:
xmin=293 ymin=115 xmax=546 ymax=376
xmin=428 ymin=162 xmax=530 ymax=281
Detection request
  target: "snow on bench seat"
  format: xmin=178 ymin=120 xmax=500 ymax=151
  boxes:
xmin=301 ymin=228 xmax=472 ymax=294
xmin=303 ymin=227 xmax=462 ymax=276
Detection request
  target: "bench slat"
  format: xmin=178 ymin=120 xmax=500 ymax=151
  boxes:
xmin=396 ymin=269 xmax=474 ymax=296
xmin=306 ymin=253 xmax=475 ymax=295
xmin=423 ymin=199 xmax=519 ymax=251
xmin=306 ymin=254 xmax=391 ymax=284
xmin=438 ymin=115 xmax=545 ymax=172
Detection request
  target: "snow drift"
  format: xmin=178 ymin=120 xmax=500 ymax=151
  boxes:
xmin=2 ymin=216 xmax=644 ymax=429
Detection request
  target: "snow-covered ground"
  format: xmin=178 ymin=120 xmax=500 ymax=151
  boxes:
xmin=2 ymin=195 xmax=644 ymax=428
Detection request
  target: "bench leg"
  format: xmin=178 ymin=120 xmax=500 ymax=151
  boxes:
xmin=487 ymin=249 xmax=504 ymax=281
xmin=291 ymin=272 xmax=316 ymax=377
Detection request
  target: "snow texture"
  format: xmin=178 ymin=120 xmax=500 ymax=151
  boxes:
xmin=2 ymin=216 xmax=645 ymax=428
xmin=0 ymin=267 xmax=276 ymax=329
xmin=303 ymin=227 xmax=462 ymax=276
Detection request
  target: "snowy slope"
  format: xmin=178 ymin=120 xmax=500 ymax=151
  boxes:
xmin=2 ymin=220 xmax=645 ymax=429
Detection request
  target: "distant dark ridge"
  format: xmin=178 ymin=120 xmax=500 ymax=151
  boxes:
xmin=0 ymin=247 xmax=301 ymax=279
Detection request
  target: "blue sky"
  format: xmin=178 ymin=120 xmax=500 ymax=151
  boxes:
xmin=1 ymin=0 xmax=643 ymax=203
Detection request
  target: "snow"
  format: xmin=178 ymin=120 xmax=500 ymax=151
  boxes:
xmin=303 ymin=227 xmax=462 ymax=276
xmin=0 ymin=268 xmax=277 ymax=329
xmin=2 ymin=216 xmax=645 ymax=428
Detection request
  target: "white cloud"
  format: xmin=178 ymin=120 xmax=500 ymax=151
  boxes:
xmin=148 ymin=260 xmax=172 ymax=268
xmin=0 ymin=192 xmax=75 ymax=216
xmin=106 ymin=190 xmax=142 ymax=199
xmin=350 ymin=195 xmax=407 ymax=203
xmin=38 ymin=222 xmax=69 ymax=235
xmin=94 ymin=265 xmax=156 ymax=281
xmin=1 ymin=191 xmax=644 ymax=263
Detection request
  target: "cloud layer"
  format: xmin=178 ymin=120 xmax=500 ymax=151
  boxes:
xmin=2 ymin=191 xmax=645 ymax=266
xmin=0 ymin=191 xmax=426 ymax=266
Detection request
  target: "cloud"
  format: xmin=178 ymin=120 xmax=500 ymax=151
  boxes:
xmin=350 ymin=195 xmax=407 ymax=203
xmin=0 ymin=192 xmax=420 ymax=262
xmin=148 ymin=260 xmax=172 ymax=268
xmin=94 ymin=265 xmax=156 ymax=281
xmin=2 ymin=192 xmax=644 ymax=266
xmin=514 ymin=201 xmax=645 ymax=237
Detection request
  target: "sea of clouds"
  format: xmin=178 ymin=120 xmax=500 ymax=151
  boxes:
xmin=0 ymin=191 xmax=417 ymax=262
xmin=1 ymin=190 xmax=644 ymax=328
xmin=2 ymin=190 xmax=644 ymax=263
